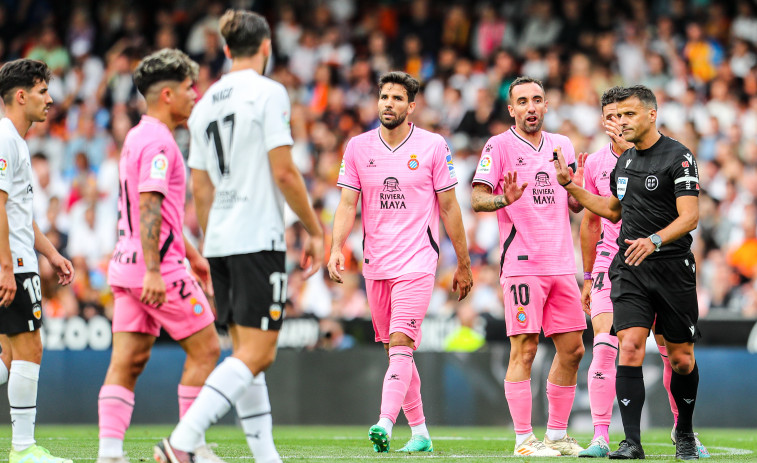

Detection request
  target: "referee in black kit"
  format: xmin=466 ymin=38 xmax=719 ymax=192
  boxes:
xmin=552 ymin=85 xmax=701 ymax=460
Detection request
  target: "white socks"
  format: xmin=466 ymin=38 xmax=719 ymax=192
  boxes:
xmin=546 ymin=428 xmax=567 ymax=441
xmin=98 ymin=437 xmax=123 ymax=458
xmin=236 ymin=373 xmax=281 ymax=463
xmin=9 ymin=360 xmax=40 ymax=451
xmin=0 ymin=360 xmax=9 ymax=385
xmin=170 ymin=357 xmax=252 ymax=452
xmin=410 ymin=422 xmax=429 ymax=438
xmin=376 ymin=417 xmax=394 ymax=437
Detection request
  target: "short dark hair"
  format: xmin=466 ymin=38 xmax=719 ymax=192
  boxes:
xmin=219 ymin=9 xmax=271 ymax=58
xmin=377 ymin=71 xmax=420 ymax=102
xmin=133 ymin=48 xmax=199 ymax=96
xmin=508 ymin=76 xmax=544 ymax=102
xmin=600 ymin=86 xmax=624 ymax=108
xmin=617 ymin=85 xmax=657 ymax=110
xmin=0 ymin=59 xmax=52 ymax=105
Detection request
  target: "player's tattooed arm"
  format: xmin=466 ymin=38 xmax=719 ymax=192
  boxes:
xmin=139 ymin=191 xmax=164 ymax=272
xmin=471 ymin=184 xmax=508 ymax=212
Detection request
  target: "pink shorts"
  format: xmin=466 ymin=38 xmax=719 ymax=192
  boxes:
xmin=111 ymin=275 xmax=215 ymax=340
xmin=366 ymin=272 xmax=435 ymax=348
xmin=502 ymin=274 xmax=586 ymax=337
xmin=590 ymin=270 xmax=613 ymax=319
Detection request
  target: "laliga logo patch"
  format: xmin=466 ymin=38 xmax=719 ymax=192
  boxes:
xmin=645 ymin=175 xmax=658 ymax=191
xmin=407 ymin=154 xmax=419 ymax=170
xmin=339 ymin=159 xmax=345 ymax=175
xmin=150 ymin=153 xmax=168 ymax=180
xmin=0 ymin=157 xmax=7 ymax=178
xmin=516 ymin=306 xmax=527 ymax=324
xmin=190 ymin=297 xmax=203 ymax=316
xmin=269 ymin=303 xmax=283 ymax=321
xmin=617 ymin=177 xmax=628 ymax=200
xmin=477 ymin=155 xmax=492 ymax=174
xmin=32 ymin=304 xmax=42 ymax=320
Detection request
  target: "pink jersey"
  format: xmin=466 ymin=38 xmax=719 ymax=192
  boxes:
xmin=108 ymin=115 xmax=187 ymax=288
xmin=583 ymin=143 xmax=622 ymax=272
xmin=337 ymin=123 xmax=457 ymax=280
xmin=472 ymin=127 xmax=577 ymax=278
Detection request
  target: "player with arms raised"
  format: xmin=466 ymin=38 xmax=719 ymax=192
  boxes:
xmin=471 ymin=76 xmax=586 ymax=457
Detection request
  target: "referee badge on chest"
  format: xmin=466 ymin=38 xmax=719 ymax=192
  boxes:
xmin=617 ymin=177 xmax=629 ymax=200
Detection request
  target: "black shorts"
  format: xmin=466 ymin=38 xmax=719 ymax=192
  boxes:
xmin=209 ymin=251 xmax=286 ymax=331
xmin=609 ymin=252 xmax=701 ymax=343
xmin=0 ymin=273 xmax=43 ymax=335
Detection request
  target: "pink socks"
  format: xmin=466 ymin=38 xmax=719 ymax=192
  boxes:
xmin=379 ymin=346 xmax=414 ymax=423
xmin=588 ymin=333 xmax=618 ymax=441
xmin=98 ymin=384 xmax=135 ymax=439
xmin=504 ymin=379 xmax=532 ymax=434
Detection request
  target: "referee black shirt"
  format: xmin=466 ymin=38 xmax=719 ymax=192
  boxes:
xmin=610 ymin=134 xmax=700 ymax=260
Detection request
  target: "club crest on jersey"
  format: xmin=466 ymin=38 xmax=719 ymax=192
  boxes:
xmin=617 ymin=177 xmax=629 ymax=199
xmin=645 ymin=175 xmax=658 ymax=191
xmin=477 ymin=155 xmax=492 ymax=174
xmin=407 ymin=154 xmax=419 ymax=170
xmin=516 ymin=306 xmax=527 ymax=324
xmin=190 ymin=297 xmax=203 ymax=316
xmin=150 ymin=153 xmax=168 ymax=180
xmin=269 ymin=303 xmax=282 ymax=321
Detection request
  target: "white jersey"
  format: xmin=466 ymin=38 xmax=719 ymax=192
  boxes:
xmin=188 ymin=69 xmax=294 ymax=257
xmin=0 ymin=118 xmax=38 ymax=273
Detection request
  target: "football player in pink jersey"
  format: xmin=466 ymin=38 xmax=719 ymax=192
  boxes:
xmin=328 ymin=71 xmax=472 ymax=454
xmin=97 ymin=49 xmax=221 ymax=463
xmin=471 ymin=76 xmax=587 ymax=456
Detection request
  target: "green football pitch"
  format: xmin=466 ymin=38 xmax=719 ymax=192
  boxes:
xmin=0 ymin=425 xmax=754 ymax=462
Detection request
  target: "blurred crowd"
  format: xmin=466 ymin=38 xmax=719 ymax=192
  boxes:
xmin=1 ymin=0 xmax=756 ymax=334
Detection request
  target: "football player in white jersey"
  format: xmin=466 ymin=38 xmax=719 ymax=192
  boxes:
xmin=155 ymin=10 xmax=324 ymax=463
xmin=0 ymin=59 xmax=74 ymax=463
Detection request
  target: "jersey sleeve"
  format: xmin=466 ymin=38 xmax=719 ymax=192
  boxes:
xmin=609 ymin=162 xmax=618 ymax=198
xmin=584 ymin=158 xmax=598 ymax=195
xmin=670 ymin=149 xmax=700 ymax=197
xmin=138 ymin=142 xmax=171 ymax=197
xmin=433 ymin=138 xmax=457 ymax=192
xmin=337 ymin=138 xmax=360 ymax=191
xmin=187 ymin=113 xmax=208 ymax=171
xmin=471 ymin=137 xmax=502 ymax=190
xmin=0 ymin=140 xmax=16 ymax=194
xmin=262 ymin=84 xmax=295 ymax=152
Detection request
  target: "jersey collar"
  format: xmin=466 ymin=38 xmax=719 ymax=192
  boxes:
xmin=509 ymin=127 xmax=544 ymax=152
xmin=378 ymin=123 xmax=415 ymax=153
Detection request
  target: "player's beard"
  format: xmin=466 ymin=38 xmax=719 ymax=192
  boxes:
xmin=519 ymin=115 xmax=544 ymax=134
xmin=380 ymin=110 xmax=408 ymax=130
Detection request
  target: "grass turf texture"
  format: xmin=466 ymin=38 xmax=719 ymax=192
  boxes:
xmin=0 ymin=425 xmax=754 ymax=462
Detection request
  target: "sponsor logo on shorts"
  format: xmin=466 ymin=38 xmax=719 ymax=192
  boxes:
xmin=17 ymin=258 xmax=23 ymax=267
xmin=32 ymin=303 xmax=42 ymax=320
xmin=190 ymin=297 xmax=203 ymax=316
xmin=407 ymin=154 xmax=419 ymax=170
xmin=269 ymin=303 xmax=282 ymax=321
xmin=516 ymin=306 xmax=527 ymax=324
xmin=389 ymin=374 xmax=400 ymax=380
xmin=407 ymin=319 xmax=417 ymax=328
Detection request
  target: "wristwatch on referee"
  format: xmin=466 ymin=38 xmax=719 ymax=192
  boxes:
xmin=649 ymin=233 xmax=662 ymax=252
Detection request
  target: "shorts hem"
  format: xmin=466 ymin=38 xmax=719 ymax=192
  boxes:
xmin=543 ymin=324 xmax=587 ymax=338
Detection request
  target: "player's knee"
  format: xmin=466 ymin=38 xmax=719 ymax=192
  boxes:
xmin=511 ymin=344 xmax=538 ymax=366
xmin=127 ymin=350 xmax=151 ymax=376
xmin=562 ymin=342 xmax=585 ymax=367
xmin=669 ymin=352 xmax=695 ymax=374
